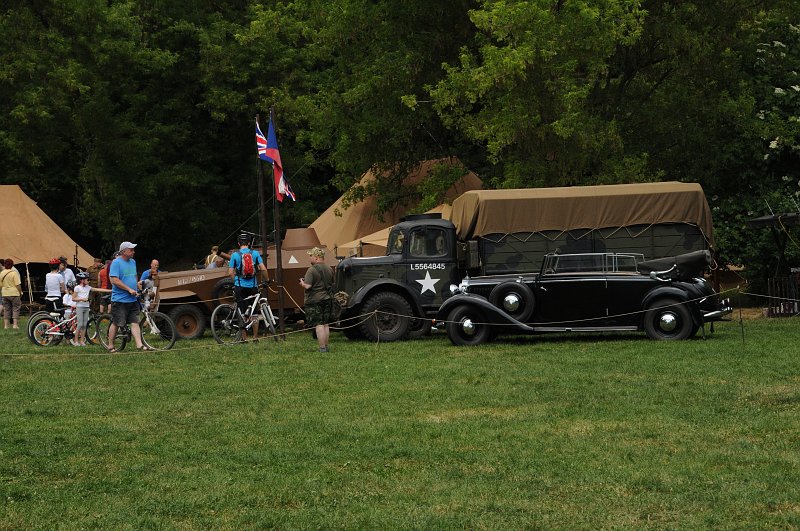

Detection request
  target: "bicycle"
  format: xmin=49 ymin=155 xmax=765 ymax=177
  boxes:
xmin=28 ymin=308 xmax=105 ymax=347
xmin=210 ymin=282 xmax=277 ymax=344
xmin=97 ymin=288 xmax=177 ymax=351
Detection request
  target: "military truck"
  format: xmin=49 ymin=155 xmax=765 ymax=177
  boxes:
xmin=335 ymin=182 xmax=715 ymax=342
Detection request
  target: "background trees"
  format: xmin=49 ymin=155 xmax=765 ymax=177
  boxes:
xmin=1 ymin=0 xmax=798 ymax=281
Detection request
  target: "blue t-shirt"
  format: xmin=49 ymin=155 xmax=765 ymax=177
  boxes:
xmin=110 ymin=256 xmax=138 ymax=303
xmin=229 ymin=248 xmax=263 ymax=288
xmin=140 ymin=269 xmax=161 ymax=282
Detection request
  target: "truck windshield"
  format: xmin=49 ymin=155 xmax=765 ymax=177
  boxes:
xmin=409 ymin=227 xmax=447 ymax=258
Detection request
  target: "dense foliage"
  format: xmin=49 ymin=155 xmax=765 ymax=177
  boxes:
xmin=1 ymin=1 xmax=798 ymax=281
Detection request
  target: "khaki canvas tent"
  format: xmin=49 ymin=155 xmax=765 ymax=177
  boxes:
xmin=310 ymin=159 xmax=481 ymax=256
xmin=0 ymin=185 xmax=95 ymax=265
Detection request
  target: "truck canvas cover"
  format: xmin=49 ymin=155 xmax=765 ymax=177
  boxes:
xmin=450 ymin=182 xmax=714 ymax=249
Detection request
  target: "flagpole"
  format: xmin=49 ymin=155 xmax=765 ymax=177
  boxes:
xmin=255 ymin=114 xmax=270 ymax=282
xmin=270 ymin=106 xmax=287 ymax=338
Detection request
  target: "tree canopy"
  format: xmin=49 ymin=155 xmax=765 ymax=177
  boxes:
xmin=1 ymin=0 xmax=798 ymax=282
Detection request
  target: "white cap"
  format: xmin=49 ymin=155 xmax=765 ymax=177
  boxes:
xmin=119 ymin=241 xmax=137 ymax=252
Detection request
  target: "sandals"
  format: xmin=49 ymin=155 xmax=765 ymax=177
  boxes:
xmin=106 ymin=347 xmax=117 ymax=353
xmin=137 ymin=345 xmax=155 ymax=351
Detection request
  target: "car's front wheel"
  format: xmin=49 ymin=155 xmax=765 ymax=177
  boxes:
xmin=445 ymin=305 xmax=492 ymax=346
xmin=643 ymin=298 xmax=693 ymax=340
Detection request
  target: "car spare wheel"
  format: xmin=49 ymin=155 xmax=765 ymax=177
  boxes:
xmin=169 ymin=304 xmax=206 ymax=339
xmin=212 ymin=278 xmax=235 ymax=305
xmin=488 ymin=281 xmax=535 ymax=322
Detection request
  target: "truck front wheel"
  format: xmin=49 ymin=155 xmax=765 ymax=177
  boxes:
xmin=359 ymin=292 xmax=412 ymax=342
xmin=445 ymin=306 xmax=491 ymax=346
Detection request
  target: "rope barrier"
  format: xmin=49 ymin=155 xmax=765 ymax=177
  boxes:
xmin=6 ymin=285 xmax=798 ymax=358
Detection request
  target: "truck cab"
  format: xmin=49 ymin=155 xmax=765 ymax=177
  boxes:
xmin=335 ymin=215 xmax=460 ymax=341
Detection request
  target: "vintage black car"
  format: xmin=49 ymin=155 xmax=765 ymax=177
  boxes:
xmin=436 ymin=250 xmax=732 ymax=346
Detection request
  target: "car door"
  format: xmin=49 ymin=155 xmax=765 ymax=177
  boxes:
xmin=532 ymin=254 xmax=608 ymax=328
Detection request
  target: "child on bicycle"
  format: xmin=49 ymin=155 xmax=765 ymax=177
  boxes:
xmin=72 ymin=271 xmax=111 ymax=347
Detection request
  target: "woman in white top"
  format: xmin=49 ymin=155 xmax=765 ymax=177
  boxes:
xmin=44 ymin=258 xmax=65 ymax=312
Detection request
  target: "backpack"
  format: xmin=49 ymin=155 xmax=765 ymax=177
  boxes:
xmin=239 ymin=250 xmax=255 ymax=279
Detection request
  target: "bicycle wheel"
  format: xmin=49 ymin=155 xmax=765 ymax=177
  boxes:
xmin=29 ymin=316 xmax=61 ymax=347
xmin=26 ymin=310 xmax=50 ymax=331
xmin=97 ymin=314 xmax=128 ymax=352
xmin=86 ymin=314 xmax=101 ymax=345
xmin=211 ymin=304 xmax=243 ymax=345
xmin=140 ymin=311 xmax=177 ymax=351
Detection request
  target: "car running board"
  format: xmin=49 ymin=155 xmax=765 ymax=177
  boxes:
xmin=533 ymin=326 xmax=639 ymax=333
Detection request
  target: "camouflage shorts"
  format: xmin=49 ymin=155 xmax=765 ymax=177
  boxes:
xmin=305 ymin=300 xmax=332 ymax=327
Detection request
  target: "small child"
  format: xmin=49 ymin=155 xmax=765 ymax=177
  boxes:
xmin=63 ymin=282 xmax=77 ymax=345
xmin=72 ymin=272 xmax=111 ymax=347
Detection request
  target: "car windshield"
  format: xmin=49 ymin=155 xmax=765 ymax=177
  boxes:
xmin=543 ymin=253 xmax=644 ymax=274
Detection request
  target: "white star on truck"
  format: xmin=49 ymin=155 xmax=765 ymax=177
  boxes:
xmin=415 ymin=271 xmax=440 ymax=294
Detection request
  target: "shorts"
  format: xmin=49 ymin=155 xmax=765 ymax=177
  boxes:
xmin=101 ymin=294 xmax=111 ymax=305
xmin=45 ymin=297 xmax=63 ymax=313
xmin=234 ymin=286 xmax=259 ymax=314
xmin=305 ymin=299 xmax=332 ymax=327
xmin=111 ymin=301 xmax=140 ymax=327
xmin=2 ymin=296 xmax=21 ymax=320
xmin=76 ymin=307 xmax=90 ymax=330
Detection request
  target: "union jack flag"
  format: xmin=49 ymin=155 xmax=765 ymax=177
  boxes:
xmin=256 ymin=120 xmax=269 ymax=161
xmin=256 ymin=118 xmax=296 ymax=202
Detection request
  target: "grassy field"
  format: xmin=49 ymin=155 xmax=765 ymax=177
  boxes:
xmin=1 ymin=316 xmax=798 ymax=529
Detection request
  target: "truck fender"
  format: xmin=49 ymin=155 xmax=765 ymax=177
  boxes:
xmin=349 ymin=278 xmax=424 ymax=317
xmin=436 ymin=294 xmax=535 ymax=333
xmin=641 ymin=286 xmax=702 ymax=326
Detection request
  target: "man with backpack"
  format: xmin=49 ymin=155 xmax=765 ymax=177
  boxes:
xmin=228 ymin=233 xmax=269 ymax=342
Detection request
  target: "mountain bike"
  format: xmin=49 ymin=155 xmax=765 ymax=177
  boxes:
xmin=210 ymin=282 xmax=277 ymax=344
xmin=97 ymin=289 xmax=177 ymax=351
xmin=28 ymin=308 xmax=104 ymax=347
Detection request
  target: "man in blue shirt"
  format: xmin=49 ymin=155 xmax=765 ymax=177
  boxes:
xmin=107 ymin=241 xmax=150 ymax=351
xmin=228 ymin=233 xmax=268 ymax=342
xmin=140 ymin=259 xmax=161 ymax=283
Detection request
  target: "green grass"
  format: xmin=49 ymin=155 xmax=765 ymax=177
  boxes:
xmin=1 ymin=317 xmax=798 ymax=529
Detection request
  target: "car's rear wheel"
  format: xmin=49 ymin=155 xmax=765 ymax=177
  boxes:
xmin=643 ymin=298 xmax=693 ymax=340
xmin=445 ymin=305 xmax=491 ymax=346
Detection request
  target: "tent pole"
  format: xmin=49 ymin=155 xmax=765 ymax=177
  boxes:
xmin=25 ymin=262 xmax=33 ymax=313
